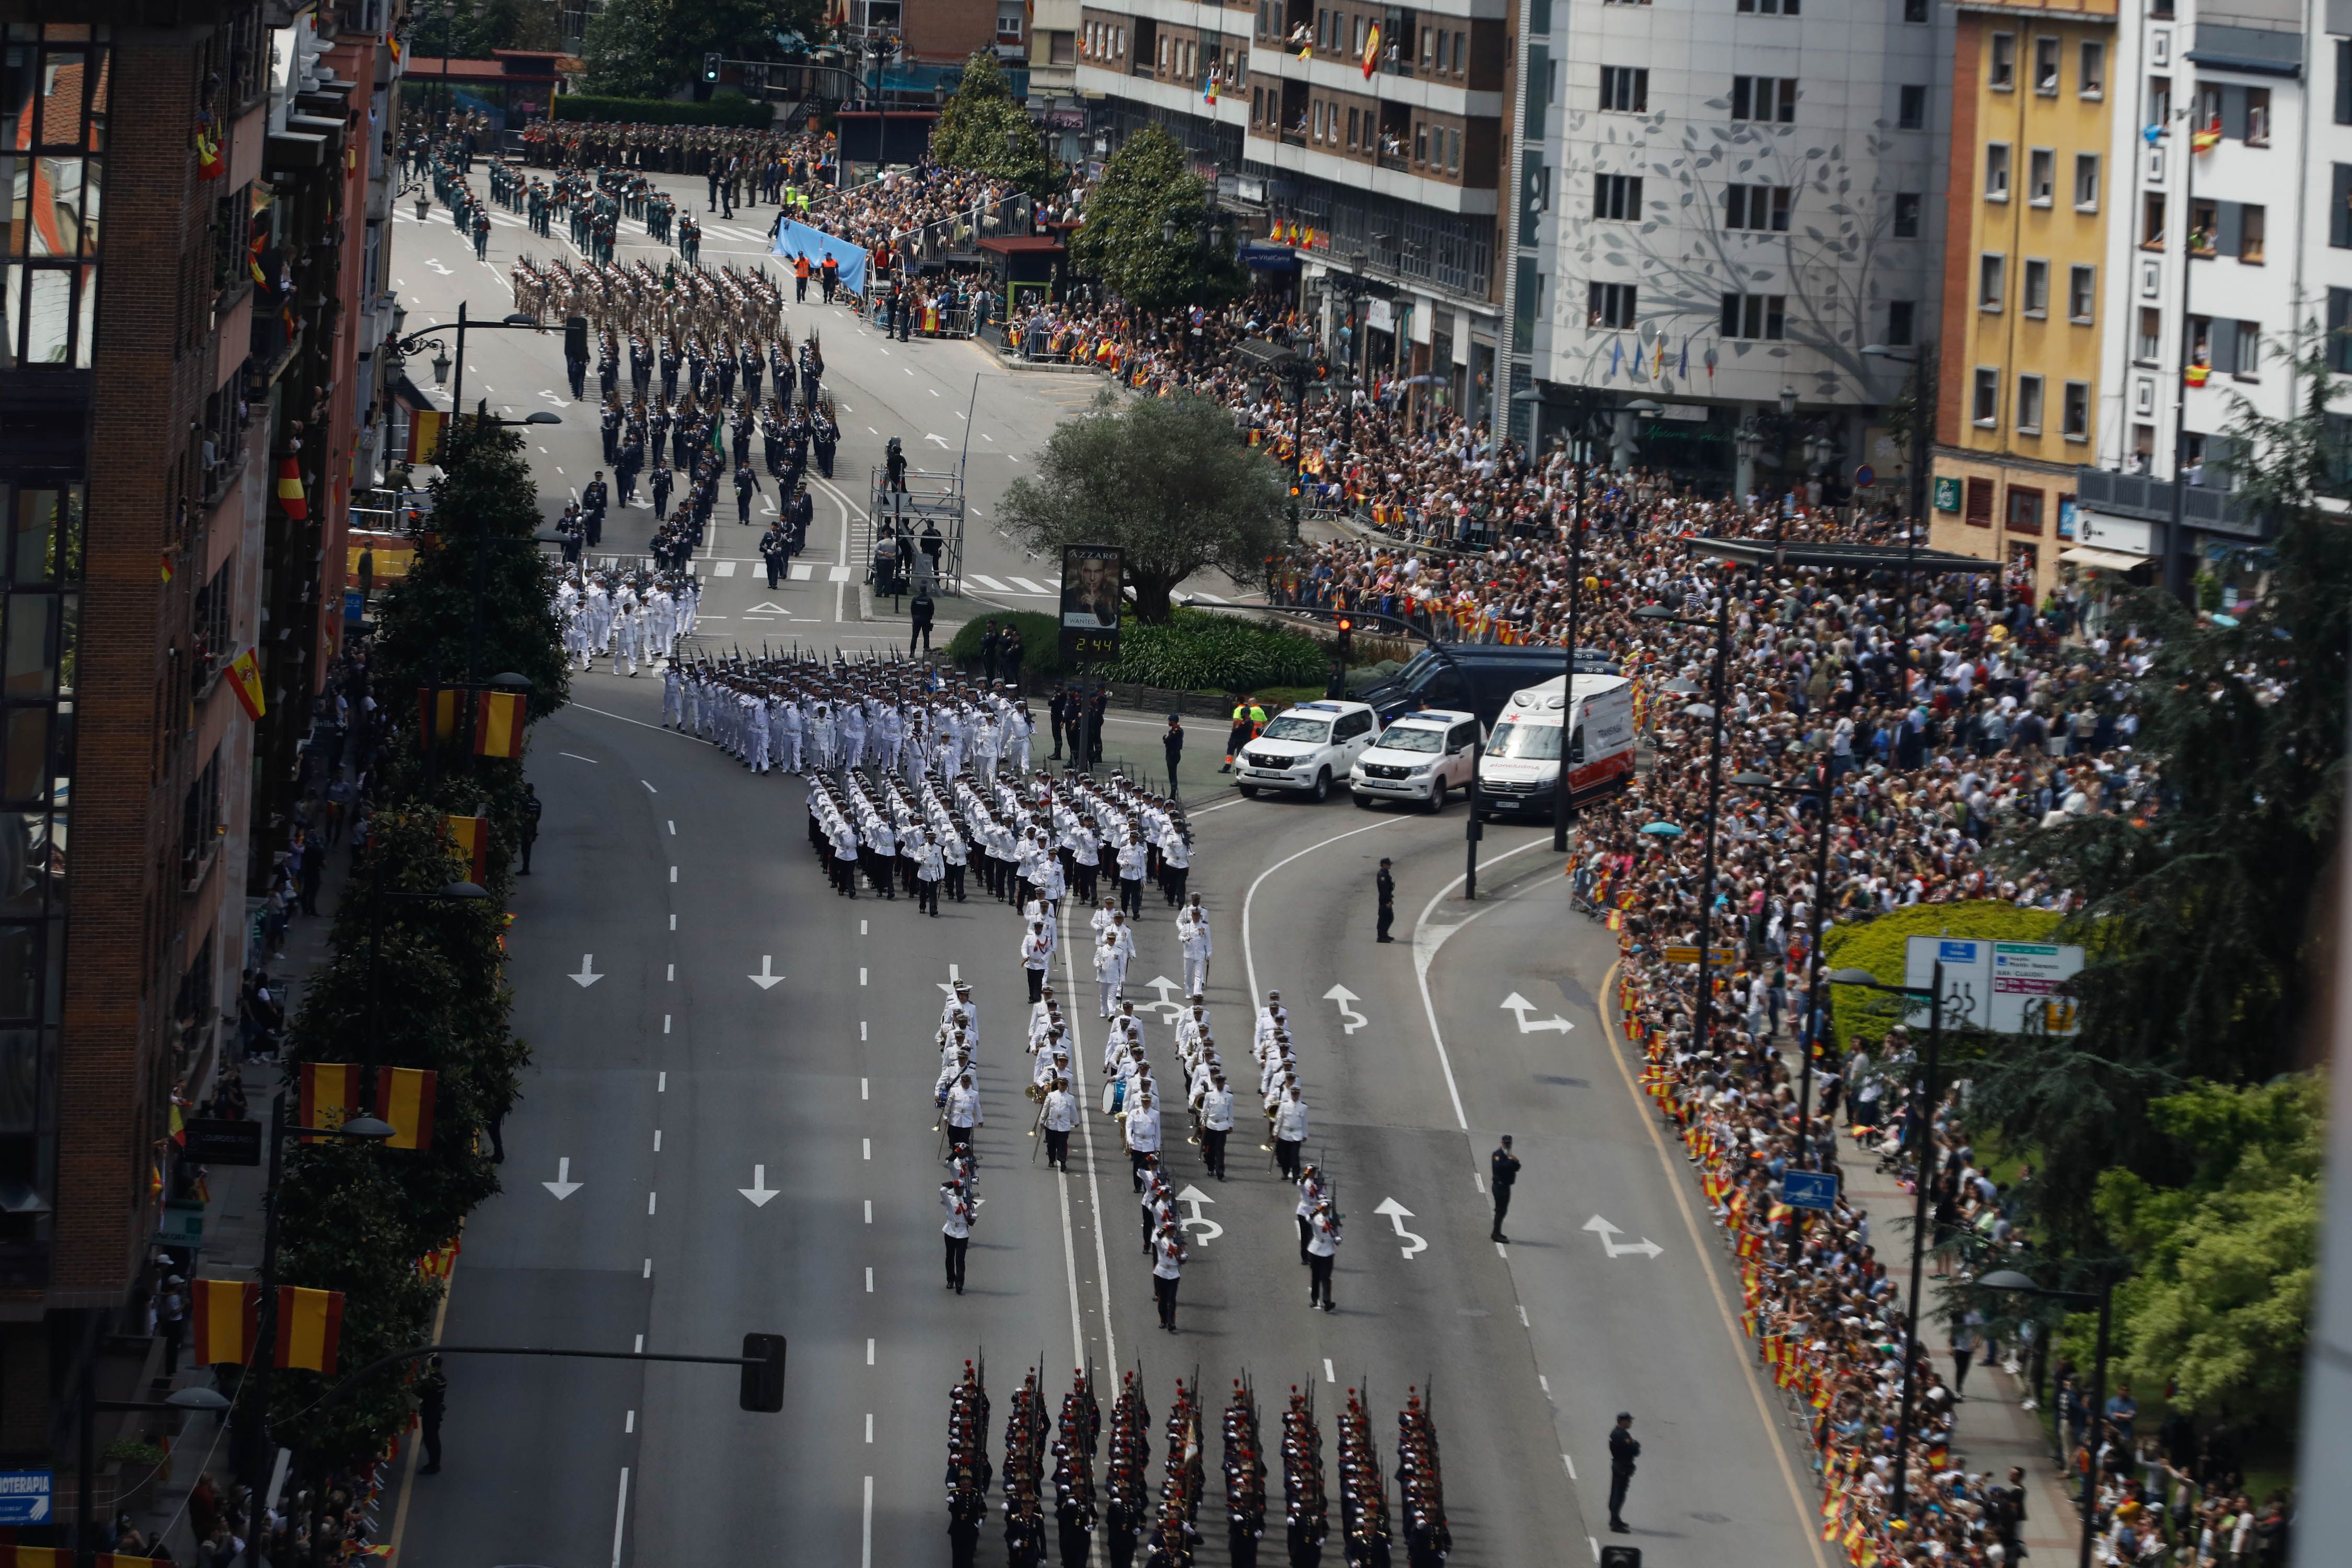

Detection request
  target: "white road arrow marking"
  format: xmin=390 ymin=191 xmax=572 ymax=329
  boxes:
xmin=1140 ymin=975 xmax=1185 ymax=1021
xmin=424 ymin=258 xmax=453 ymax=274
xmin=748 ymin=955 xmax=785 ymax=990
xmin=1174 ymin=1185 xmax=1223 ymax=1244
xmin=1374 ymin=1197 xmax=1427 ymax=1260
xmin=924 ymin=432 xmax=951 ymax=447
xmin=542 ymin=1157 xmax=583 ymax=1200
xmin=1500 ymin=991 xmax=1574 ymax=1033
xmin=739 ymin=1165 xmax=779 ymax=1206
xmin=1323 ymin=984 xmax=1368 ymax=1035
xmin=571 ymin=954 xmax=604 ymax=988
xmin=538 ymin=389 xmax=571 ymax=408
xmin=743 ymin=601 xmax=788 ymax=614
xmin=1582 ymin=1215 xmax=1663 ymax=1259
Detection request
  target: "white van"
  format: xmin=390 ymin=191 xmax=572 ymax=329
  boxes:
xmin=1475 ymin=674 xmax=1636 ymax=821
xmin=1347 ymin=708 xmax=1481 ymax=811
xmin=1236 ymin=699 xmax=1383 ymax=801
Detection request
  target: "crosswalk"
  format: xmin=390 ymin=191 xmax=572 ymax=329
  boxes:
xmin=967 ymin=573 xmax=1056 ymax=597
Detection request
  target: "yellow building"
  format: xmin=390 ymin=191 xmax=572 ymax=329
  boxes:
xmin=1931 ymin=0 xmax=2117 ymax=601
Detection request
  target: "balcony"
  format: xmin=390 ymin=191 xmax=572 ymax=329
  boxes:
xmin=2074 ymin=466 xmax=2259 ymax=539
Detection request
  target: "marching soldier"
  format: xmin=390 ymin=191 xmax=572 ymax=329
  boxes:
xmin=941 ymin=1172 xmax=974 ymax=1295
xmin=1041 ymin=1076 xmax=1077 ymax=1171
xmin=1307 ymin=1201 xmax=1341 ymax=1311
xmin=1150 ymin=1219 xmax=1185 ymax=1334
xmin=1199 ymin=1071 xmax=1234 ymax=1180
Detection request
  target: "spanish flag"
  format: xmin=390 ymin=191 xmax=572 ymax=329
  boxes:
xmin=474 ymin=688 xmax=526 ymax=758
xmin=297 ymin=1060 xmax=359 ymax=1139
xmin=275 ymin=1285 xmax=346 ymax=1374
xmin=190 ymin=1279 xmax=261 ymax=1365
xmin=275 ymin=456 xmax=308 ymax=520
xmin=2191 ymin=124 xmax=2222 ymax=153
xmin=196 ymin=119 xmax=224 ymax=180
xmin=445 ymin=813 xmax=489 ymax=884
xmin=419 ymin=685 xmax=464 ymax=745
xmin=1361 ymin=22 xmax=1380 ymax=78
xmin=408 ymin=405 xmax=446 ymax=464
xmin=160 ymin=549 xmax=176 ymax=584
xmin=2 ymin=1547 xmax=65 ymax=1567
xmin=227 ymin=648 xmax=267 ymax=722
xmin=376 ymin=1066 xmax=439 ymax=1151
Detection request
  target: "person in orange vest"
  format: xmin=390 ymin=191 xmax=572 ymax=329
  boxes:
xmin=793 ymin=251 xmax=811 ymax=303
xmin=1220 ymin=696 xmax=1267 ymax=771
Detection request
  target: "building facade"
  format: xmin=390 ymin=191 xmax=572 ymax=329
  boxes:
xmin=1928 ymin=0 xmax=2117 ymax=600
xmin=1524 ymin=0 xmax=1951 ymax=496
xmin=0 ymin=0 xmax=393 ymax=1501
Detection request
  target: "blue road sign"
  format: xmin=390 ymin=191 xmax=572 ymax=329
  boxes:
xmin=0 ymin=1470 xmax=53 ymax=1525
xmin=1853 ymin=464 xmax=1875 ymax=488
xmin=1781 ymin=1170 xmax=1839 ymax=1212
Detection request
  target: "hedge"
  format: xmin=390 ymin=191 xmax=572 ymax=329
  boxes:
xmin=1818 ymin=900 xmax=2064 ymax=1047
xmin=552 ymin=93 xmax=773 ymax=128
xmin=948 ymin=608 xmax=1329 ymax=693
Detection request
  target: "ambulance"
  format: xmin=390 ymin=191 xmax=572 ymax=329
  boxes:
xmin=1474 ymin=674 xmax=1636 ymax=821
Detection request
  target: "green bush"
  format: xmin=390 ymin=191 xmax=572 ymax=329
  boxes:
xmin=947 ymin=608 xmax=1327 ymax=693
xmin=1818 ymin=900 xmax=2063 ymax=1047
xmin=551 ymin=93 xmax=771 ymax=128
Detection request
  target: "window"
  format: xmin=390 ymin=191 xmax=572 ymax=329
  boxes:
xmin=2335 ymin=166 xmax=2352 ymax=248
xmin=1 ymin=32 xmax=109 ymax=370
xmin=2034 ymin=36 xmax=2059 ymax=94
xmin=1732 ymin=76 xmax=1797 ymax=122
xmin=1737 ymin=0 xmax=1801 ymax=11
xmin=2054 ymin=382 xmax=2088 ymax=440
xmin=1720 ymin=293 xmax=1787 ymax=338
xmin=1590 ymin=174 xmax=1646 ymax=221
xmin=1966 ymin=476 xmax=1996 ymax=525
xmin=1600 ymin=66 xmax=1649 ymax=112
xmin=2069 ymin=264 xmax=2096 ymax=322
xmin=2189 ymin=197 xmax=2217 ymax=255
xmin=1447 ymin=127 xmax=1461 ymax=172
xmin=2015 ymin=376 xmax=2045 ymax=433
xmin=1990 ymin=33 xmax=2016 ymax=90
xmin=1414 ymin=121 xmax=1427 ymax=161
xmin=2246 ymin=87 xmax=2270 ymax=145
xmin=2023 ymin=258 xmax=2049 ymax=315
xmin=2239 ymin=203 xmax=2265 ymax=263
xmin=2074 ymin=153 xmax=2100 ymax=210
xmin=2008 ymin=486 xmax=2044 ymax=532
xmin=1887 ymin=299 xmax=1916 ymax=347
xmin=1904 ymin=0 xmax=1928 ymax=20
xmin=1985 ymin=143 xmax=2011 ymax=199
xmin=1898 ymin=84 xmax=1927 ymax=129
xmin=2332 ymin=288 xmax=2352 ymax=372
xmin=2027 ymin=148 xmax=2054 ymax=204
xmin=1724 ymin=184 xmax=1792 ymax=231
xmin=2137 ymin=306 xmax=2162 ymax=362
xmin=1979 ymin=252 xmax=2005 ymax=309
xmin=2079 ymin=40 xmax=2105 ymax=97
xmin=1589 ymin=281 xmax=1639 ymax=327
xmin=1974 ymin=367 xmax=2001 ymax=423
xmin=1893 ymin=191 xmax=1922 ymax=238
xmin=2143 ymin=192 xmax=2167 ymax=248
xmin=2339 ymin=39 xmax=2352 ymax=125
xmin=1346 ymin=107 xmax=1359 ymax=149
xmin=2229 ymin=319 xmax=2261 ymax=377
xmin=2149 ymin=75 xmax=2171 ymax=125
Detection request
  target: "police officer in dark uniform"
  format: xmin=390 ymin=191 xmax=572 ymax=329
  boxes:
xmin=519 ymin=782 xmax=543 ymax=874
xmin=1489 ymin=1134 xmax=1519 ymax=1242
xmin=417 ymin=1356 xmax=447 ymax=1473
xmin=1376 ymin=857 xmax=1396 ymax=942
xmin=582 ymin=471 xmax=607 ymax=548
xmin=1607 ymin=1414 xmax=1638 ymax=1534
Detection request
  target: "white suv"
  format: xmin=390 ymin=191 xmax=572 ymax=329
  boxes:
xmin=1236 ymin=700 xmax=1381 ymax=801
xmin=1349 ymin=708 xmax=1481 ymax=812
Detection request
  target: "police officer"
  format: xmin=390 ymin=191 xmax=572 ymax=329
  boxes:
xmin=1376 ymin=857 xmax=1397 ymax=943
xmin=417 ymin=1354 xmax=447 ymax=1472
xmin=1489 ymin=1134 xmax=1519 ymax=1242
xmin=518 ymin=782 xmax=542 ymax=875
xmin=1607 ymin=1414 xmax=1639 ymax=1533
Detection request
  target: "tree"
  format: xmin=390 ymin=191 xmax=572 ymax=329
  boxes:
xmin=930 ymin=52 xmax=1058 ymax=198
xmin=999 ymin=389 xmax=1287 ymax=623
xmin=582 ymin=0 xmax=828 ymax=100
xmin=581 ymin=0 xmax=675 ymax=98
xmin=431 ymin=0 xmax=562 ymax=59
xmin=1986 ymin=332 xmax=2352 ymax=1254
xmin=1068 ymin=127 xmax=1246 ymax=312
xmin=2089 ymin=1075 xmax=2320 ymax=1425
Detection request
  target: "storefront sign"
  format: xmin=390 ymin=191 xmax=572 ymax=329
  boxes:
xmin=1365 ymin=298 xmax=1393 ymax=333
xmin=1932 ymin=476 xmax=1963 ymax=512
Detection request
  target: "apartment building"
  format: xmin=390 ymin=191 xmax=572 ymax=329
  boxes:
xmin=1928 ymin=0 xmax=2116 ymax=599
xmin=0 ymin=0 xmax=393 ymax=1495
xmin=1077 ymin=0 xmax=1520 ymax=428
xmin=1524 ymin=0 xmax=1949 ymax=494
xmin=2070 ymin=0 xmax=2345 ymax=599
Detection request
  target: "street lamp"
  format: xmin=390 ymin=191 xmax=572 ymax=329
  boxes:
xmin=1825 ymin=963 xmax=1958 ymax=1537
xmin=1635 ymin=585 xmax=1739 ymax=1052
xmin=1862 ymin=340 xmax=1938 ymax=700
xmin=1976 ymin=1268 xmax=2116 ymax=1568
xmin=395 ymin=304 xmax=558 ymax=436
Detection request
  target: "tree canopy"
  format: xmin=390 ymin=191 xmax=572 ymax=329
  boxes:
xmin=426 ymin=0 xmax=561 ymax=60
xmin=998 ymin=388 xmax=1287 ymax=623
xmin=583 ymin=0 xmax=826 ymax=100
xmin=1068 ymin=126 xmax=1247 ymax=312
xmin=930 ymin=52 xmax=1059 ymax=199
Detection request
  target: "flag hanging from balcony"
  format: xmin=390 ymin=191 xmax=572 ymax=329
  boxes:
xmin=475 ymin=688 xmax=526 ymax=758
xmin=190 ymin=1279 xmax=261 ymax=1366
xmin=1204 ymin=67 xmax=1218 ymax=106
xmin=195 ymin=113 xmax=224 ymax=179
xmin=297 ymin=1061 xmax=359 ymax=1139
xmin=2191 ymin=123 xmax=2221 ymax=153
xmin=376 ymin=1066 xmax=439 ymax=1151
xmin=227 ymin=648 xmax=267 ymax=722
xmin=1361 ymin=22 xmax=1380 ymax=78
xmin=445 ymin=813 xmax=489 ymax=884
xmin=275 ymin=456 xmax=308 ymax=520
xmin=275 ymin=1285 xmax=346 ymax=1374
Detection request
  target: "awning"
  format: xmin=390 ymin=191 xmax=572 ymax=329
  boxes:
xmin=2060 ymin=545 xmax=2150 ymax=571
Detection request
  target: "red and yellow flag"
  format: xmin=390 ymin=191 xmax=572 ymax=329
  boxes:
xmin=474 ymin=688 xmax=526 ymax=758
xmin=190 ymin=1278 xmax=260 ymax=1365
xmin=227 ymin=648 xmax=266 ymax=721
xmin=1361 ymin=22 xmax=1381 ymax=78
xmin=275 ymin=456 xmax=308 ymax=520
xmin=407 ymin=406 xmax=446 ymax=465
xmin=275 ymin=1285 xmax=345 ymax=1374
xmin=419 ymin=685 xmax=464 ymax=745
xmin=445 ymin=813 xmax=488 ymax=885
xmin=297 ymin=1060 xmax=359 ymax=1139
xmin=376 ymin=1066 xmax=439 ymax=1151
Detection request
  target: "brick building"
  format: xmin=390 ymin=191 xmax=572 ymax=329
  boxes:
xmin=0 ymin=0 xmax=399 ymax=1519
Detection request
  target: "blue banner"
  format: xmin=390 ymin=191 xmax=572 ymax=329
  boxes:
xmin=770 ymin=217 xmax=868 ymax=295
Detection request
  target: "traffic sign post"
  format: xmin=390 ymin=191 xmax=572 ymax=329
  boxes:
xmin=1781 ymin=1170 xmax=1838 ymax=1212
xmin=1901 ymin=936 xmax=2082 ymax=1034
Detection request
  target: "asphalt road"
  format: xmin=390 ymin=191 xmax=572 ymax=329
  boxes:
xmin=389 ymin=164 xmax=1831 ymax=1568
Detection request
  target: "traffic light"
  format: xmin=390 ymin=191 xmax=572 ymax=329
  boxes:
xmin=739 ymin=1332 xmax=787 ymax=1412
xmin=1335 ymin=616 xmax=1354 ymax=659
xmin=704 ymin=52 xmax=723 ymax=84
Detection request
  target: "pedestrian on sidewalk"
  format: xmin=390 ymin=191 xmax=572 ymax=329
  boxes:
xmin=1489 ymin=1135 xmax=1519 ymax=1242
xmin=157 ymin=1275 xmax=188 ymax=1374
xmin=417 ymin=1355 xmax=447 ymax=1473
xmin=518 ymin=783 xmax=541 ymax=875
